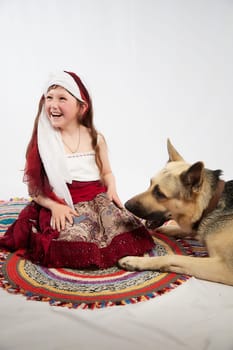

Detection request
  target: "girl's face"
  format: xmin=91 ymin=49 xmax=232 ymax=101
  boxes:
xmin=44 ymin=86 xmax=86 ymax=129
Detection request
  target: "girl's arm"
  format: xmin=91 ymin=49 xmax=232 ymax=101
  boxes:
xmin=32 ymin=195 xmax=77 ymax=231
xmin=98 ymin=134 xmax=123 ymax=208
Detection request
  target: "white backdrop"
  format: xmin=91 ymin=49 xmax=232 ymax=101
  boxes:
xmin=0 ymin=0 xmax=233 ymax=201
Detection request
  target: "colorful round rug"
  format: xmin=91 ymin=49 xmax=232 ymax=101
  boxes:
xmin=0 ymin=199 xmax=207 ymax=309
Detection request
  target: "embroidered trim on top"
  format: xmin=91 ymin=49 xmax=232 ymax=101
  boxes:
xmin=66 ymin=151 xmax=95 ymax=158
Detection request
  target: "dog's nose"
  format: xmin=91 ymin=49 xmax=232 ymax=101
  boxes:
xmin=124 ymin=200 xmax=134 ymax=212
xmin=125 ymin=199 xmax=144 ymax=217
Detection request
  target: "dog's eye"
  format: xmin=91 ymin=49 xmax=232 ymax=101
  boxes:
xmin=153 ymin=185 xmax=167 ymax=200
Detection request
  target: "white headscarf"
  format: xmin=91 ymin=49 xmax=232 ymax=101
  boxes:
xmin=37 ymin=71 xmax=85 ymax=209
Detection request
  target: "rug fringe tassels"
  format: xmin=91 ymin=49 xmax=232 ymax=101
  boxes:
xmin=0 ymin=248 xmax=191 ymax=310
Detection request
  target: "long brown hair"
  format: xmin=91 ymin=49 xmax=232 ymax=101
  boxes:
xmin=24 ymin=71 xmax=103 ymax=199
xmin=65 ymin=71 xmax=103 ymax=172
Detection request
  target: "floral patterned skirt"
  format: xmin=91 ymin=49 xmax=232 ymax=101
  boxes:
xmin=0 ymin=181 xmax=154 ymax=269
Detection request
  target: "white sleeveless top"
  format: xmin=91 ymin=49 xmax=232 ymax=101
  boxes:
xmin=66 ymin=151 xmax=100 ymax=181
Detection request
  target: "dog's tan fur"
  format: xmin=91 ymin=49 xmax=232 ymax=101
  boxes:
xmin=119 ymin=139 xmax=233 ymax=285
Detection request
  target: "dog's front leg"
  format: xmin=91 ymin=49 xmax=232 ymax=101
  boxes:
xmin=118 ymin=256 xmax=165 ymax=271
xmin=119 ymin=255 xmax=192 ymax=273
xmin=119 ymin=255 xmax=233 ymax=286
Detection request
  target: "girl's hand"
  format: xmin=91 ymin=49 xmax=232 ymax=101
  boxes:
xmin=102 ymin=171 xmax=123 ymax=209
xmin=107 ymin=189 xmax=123 ymax=209
xmin=50 ymin=203 xmax=78 ymax=231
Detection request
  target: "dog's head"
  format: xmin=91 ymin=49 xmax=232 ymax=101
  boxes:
xmin=125 ymin=139 xmax=205 ymax=230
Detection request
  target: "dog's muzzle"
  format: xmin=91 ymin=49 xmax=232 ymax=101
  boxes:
xmin=125 ymin=199 xmax=171 ymax=229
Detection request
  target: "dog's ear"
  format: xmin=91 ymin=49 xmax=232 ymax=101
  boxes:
xmin=180 ymin=161 xmax=204 ymax=193
xmin=167 ymin=139 xmax=184 ymax=162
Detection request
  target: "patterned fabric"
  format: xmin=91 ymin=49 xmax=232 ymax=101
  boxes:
xmin=58 ymin=193 xmax=142 ymax=247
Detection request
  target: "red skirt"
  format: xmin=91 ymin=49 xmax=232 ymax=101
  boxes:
xmin=0 ymin=181 xmax=154 ymax=269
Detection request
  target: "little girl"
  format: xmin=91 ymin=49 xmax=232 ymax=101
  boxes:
xmin=0 ymin=71 xmax=154 ymax=268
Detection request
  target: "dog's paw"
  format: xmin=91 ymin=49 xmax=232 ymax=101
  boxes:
xmin=118 ymin=256 xmax=143 ymax=271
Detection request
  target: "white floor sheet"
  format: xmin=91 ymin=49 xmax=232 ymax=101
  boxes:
xmin=0 ymin=277 xmax=232 ymax=350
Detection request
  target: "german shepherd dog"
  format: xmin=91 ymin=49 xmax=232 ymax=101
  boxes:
xmin=119 ymin=139 xmax=233 ymax=286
